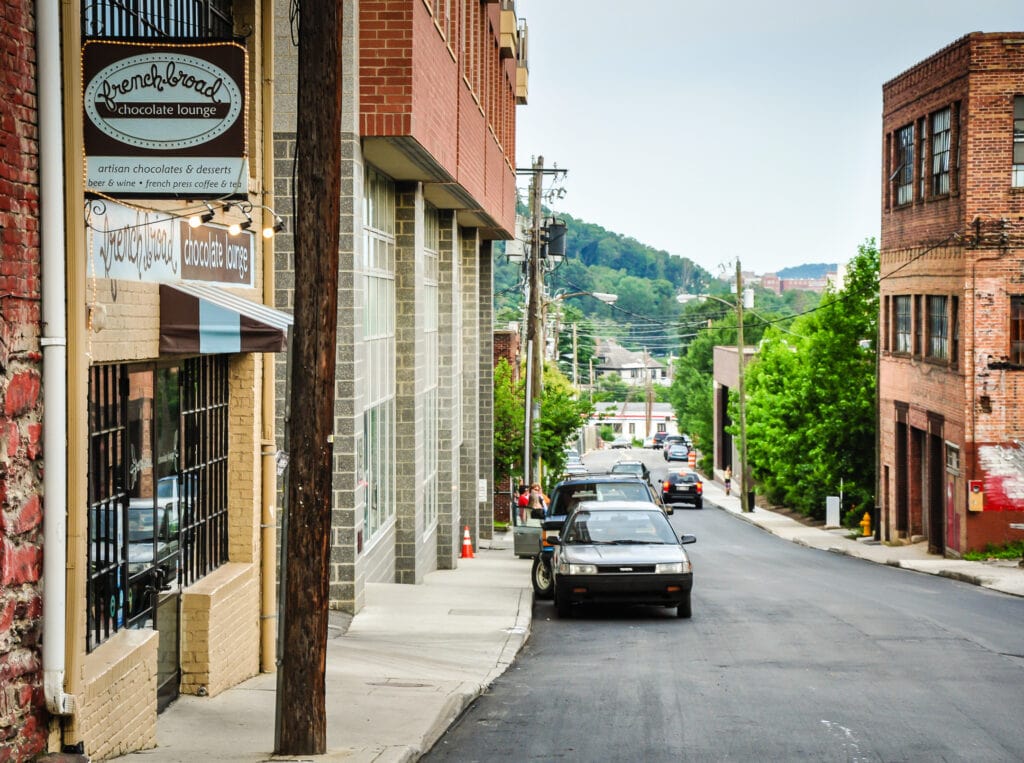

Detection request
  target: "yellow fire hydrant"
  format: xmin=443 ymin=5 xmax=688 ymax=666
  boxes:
xmin=859 ymin=512 xmax=872 ymax=537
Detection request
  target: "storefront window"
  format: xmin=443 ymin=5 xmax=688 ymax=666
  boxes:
xmin=87 ymin=356 xmax=228 ymax=651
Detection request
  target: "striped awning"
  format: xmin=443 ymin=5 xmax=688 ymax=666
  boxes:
xmin=160 ymin=282 xmax=292 ymax=355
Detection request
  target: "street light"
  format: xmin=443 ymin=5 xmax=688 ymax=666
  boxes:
xmin=680 ymin=268 xmax=755 ymax=512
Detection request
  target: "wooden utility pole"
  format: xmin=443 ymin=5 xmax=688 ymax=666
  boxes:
xmin=736 ymin=260 xmax=751 ymax=513
xmin=523 ymin=156 xmax=544 ymax=485
xmin=644 ymin=347 xmax=653 ymax=439
xmin=275 ymin=0 xmax=343 ymax=753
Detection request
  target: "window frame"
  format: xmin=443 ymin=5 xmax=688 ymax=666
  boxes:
xmin=925 ymin=295 xmax=949 ymax=361
xmin=931 ymin=107 xmax=951 ymax=196
xmin=1013 ymin=96 xmax=1024 ymax=188
xmin=894 ymin=295 xmax=912 ymax=354
xmin=1011 ymin=295 xmax=1024 ymax=365
xmin=893 ymin=124 xmax=915 ymax=206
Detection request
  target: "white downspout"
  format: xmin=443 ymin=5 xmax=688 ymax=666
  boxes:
xmin=38 ymin=0 xmax=74 ymax=716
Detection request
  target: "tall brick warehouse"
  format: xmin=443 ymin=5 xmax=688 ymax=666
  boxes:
xmin=879 ymin=32 xmax=1024 ymax=555
xmin=0 ymin=0 xmax=46 ymax=757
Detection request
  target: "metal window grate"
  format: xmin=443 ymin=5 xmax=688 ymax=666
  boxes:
xmin=83 ymin=0 xmax=233 ymax=39
xmin=87 ymin=364 xmax=129 ymax=651
xmin=180 ymin=355 xmax=229 ymax=586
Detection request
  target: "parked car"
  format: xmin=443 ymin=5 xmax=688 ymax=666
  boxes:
xmin=662 ymin=469 xmax=703 ymax=509
xmin=651 ymin=432 xmax=668 ymax=449
xmin=608 ymin=459 xmax=653 ymax=489
xmin=666 ymin=443 xmax=690 ymax=462
xmin=609 ymin=436 xmax=633 ymax=449
xmin=547 ymin=500 xmax=696 ymax=618
xmin=662 ymin=434 xmax=686 ymax=458
xmin=529 ymin=475 xmax=665 ymax=599
xmin=563 ymin=462 xmax=588 ymax=478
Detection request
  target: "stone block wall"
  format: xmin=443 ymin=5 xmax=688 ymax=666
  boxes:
xmin=0 ymin=0 xmax=46 ymax=756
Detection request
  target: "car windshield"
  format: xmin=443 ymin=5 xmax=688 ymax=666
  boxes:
xmin=563 ymin=510 xmax=677 ymax=545
xmin=673 ymin=473 xmax=699 ymax=484
xmin=610 ymin=463 xmax=642 ymax=476
xmin=549 ymin=481 xmax=653 ymax=515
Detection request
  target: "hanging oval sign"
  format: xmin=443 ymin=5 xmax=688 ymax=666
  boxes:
xmin=84 ymin=52 xmax=243 ymax=151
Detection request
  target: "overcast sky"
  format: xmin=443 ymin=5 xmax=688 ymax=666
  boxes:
xmin=514 ymin=0 xmax=1023 ymax=276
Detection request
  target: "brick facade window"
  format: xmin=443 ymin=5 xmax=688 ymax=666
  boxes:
xmin=1011 ymin=296 xmax=1024 ymax=364
xmin=918 ymin=117 xmax=927 ymax=201
xmin=1014 ymin=96 xmax=1024 ymax=188
xmin=894 ymin=124 xmax=915 ymax=205
xmin=926 ymin=295 xmax=948 ymax=360
xmin=913 ymin=294 xmax=923 ymax=355
xmin=894 ymin=295 xmax=911 ymax=353
xmin=931 ymin=107 xmax=951 ymax=195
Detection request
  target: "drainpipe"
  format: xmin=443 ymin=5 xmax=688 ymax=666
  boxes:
xmin=38 ymin=0 xmax=74 ymax=715
xmin=259 ymin=0 xmax=278 ymax=674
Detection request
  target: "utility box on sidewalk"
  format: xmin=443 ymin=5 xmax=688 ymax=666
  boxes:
xmin=825 ymin=496 xmax=840 ymax=528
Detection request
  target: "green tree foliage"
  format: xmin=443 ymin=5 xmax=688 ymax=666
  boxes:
xmin=535 ymin=362 xmax=593 ymax=492
xmin=493 ymin=358 xmax=524 ymax=485
xmin=743 ymin=240 xmax=879 ymax=520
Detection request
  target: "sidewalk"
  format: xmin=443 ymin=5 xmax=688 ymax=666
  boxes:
xmin=702 ymin=476 xmax=1024 ymax=599
xmin=118 ymin=535 xmax=532 ymax=763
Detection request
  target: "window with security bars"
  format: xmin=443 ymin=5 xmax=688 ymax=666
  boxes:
xmin=894 ymin=295 xmax=911 ymax=353
xmin=926 ymin=295 xmax=948 ymax=360
xmin=1011 ymin=296 xmax=1024 ymax=365
xmin=87 ymin=356 xmax=228 ymax=651
xmin=893 ymin=124 xmax=915 ymax=205
xmin=1014 ymin=97 xmax=1024 ymax=188
xmin=83 ymin=0 xmax=233 ymax=39
xmin=932 ymin=108 xmax=951 ymax=195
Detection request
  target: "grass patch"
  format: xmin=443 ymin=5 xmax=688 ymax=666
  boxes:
xmin=962 ymin=540 xmax=1024 ymax=561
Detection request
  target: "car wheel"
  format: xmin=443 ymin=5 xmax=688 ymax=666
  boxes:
xmin=531 ymin=555 xmax=553 ymax=600
xmin=677 ymin=594 xmax=692 ymax=619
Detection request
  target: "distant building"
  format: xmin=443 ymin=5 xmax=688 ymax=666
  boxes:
xmin=589 ymin=402 xmax=678 ymax=441
xmin=759 ymin=272 xmax=837 ymax=295
xmin=594 ymin=338 xmax=669 ymax=386
xmin=878 ymin=32 xmax=1024 ymax=555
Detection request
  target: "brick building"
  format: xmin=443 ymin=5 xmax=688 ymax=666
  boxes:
xmin=0 ymin=1 xmax=46 ymax=757
xmin=493 ymin=328 xmax=521 ymax=523
xmin=879 ymin=32 xmax=1024 ymax=555
xmin=273 ymin=0 xmax=525 ymax=609
xmin=13 ymin=0 xmax=527 ymax=758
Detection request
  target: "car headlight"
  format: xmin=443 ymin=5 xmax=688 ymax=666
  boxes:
xmin=656 ymin=561 xmax=691 ymax=574
xmin=558 ymin=561 xmax=598 ymax=575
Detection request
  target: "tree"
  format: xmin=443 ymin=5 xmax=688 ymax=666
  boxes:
xmin=493 ymin=358 xmax=524 ymax=486
xmin=534 ymin=362 xmax=593 ymax=492
xmin=743 ymin=240 xmax=879 ymax=520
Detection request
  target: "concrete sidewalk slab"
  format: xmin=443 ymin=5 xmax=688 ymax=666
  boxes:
xmin=118 ymin=545 xmax=531 ymax=763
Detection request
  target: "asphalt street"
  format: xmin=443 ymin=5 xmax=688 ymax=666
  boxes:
xmin=425 ymin=488 xmax=1024 ymax=762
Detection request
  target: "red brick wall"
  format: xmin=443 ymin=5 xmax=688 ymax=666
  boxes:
xmin=0 ymin=0 xmax=46 ymax=757
xmin=360 ymin=1 xmax=516 ymax=236
xmin=879 ymin=32 xmax=1024 ymax=553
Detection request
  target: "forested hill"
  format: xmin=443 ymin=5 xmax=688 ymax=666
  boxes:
xmin=495 ymin=211 xmax=712 ymax=327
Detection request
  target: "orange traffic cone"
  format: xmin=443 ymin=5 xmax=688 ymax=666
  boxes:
xmin=460 ymin=525 xmax=475 ymax=559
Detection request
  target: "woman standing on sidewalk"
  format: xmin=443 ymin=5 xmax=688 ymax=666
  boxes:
xmin=724 ymin=466 xmax=732 ymax=496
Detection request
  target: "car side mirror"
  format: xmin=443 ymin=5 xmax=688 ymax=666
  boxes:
xmin=679 ymin=534 xmax=696 ymax=545
xmin=545 ymin=535 xmax=561 ymax=546
xmin=530 ymin=508 xmax=546 ymax=520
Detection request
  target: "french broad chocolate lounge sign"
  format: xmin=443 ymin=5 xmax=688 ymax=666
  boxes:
xmin=83 ymin=41 xmax=248 ymax=199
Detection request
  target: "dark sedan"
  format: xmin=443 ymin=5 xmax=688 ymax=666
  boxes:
xmin=662 ymin=469 xmax=703 ymax=508
xmin=548 ymin=501 xmax=696 ymax=619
